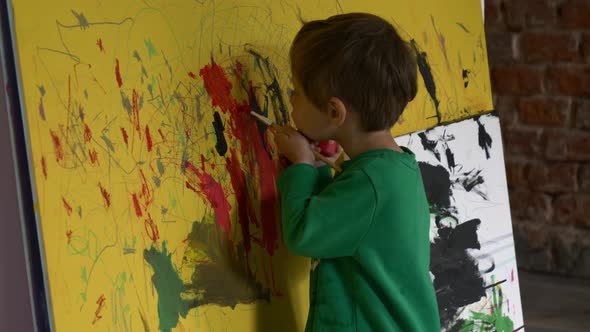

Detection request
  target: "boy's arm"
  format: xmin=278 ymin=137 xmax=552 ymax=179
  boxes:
xmin=315 ymin=165 xmax=333 ymax=193
xmin=277 ymin=163 xmax=377 ymax=259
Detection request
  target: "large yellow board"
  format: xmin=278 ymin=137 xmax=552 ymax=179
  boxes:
xmin=10 ymin=1 xmax=492 ymax=331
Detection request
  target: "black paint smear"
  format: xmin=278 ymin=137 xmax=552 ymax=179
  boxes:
xmin=245 ymin=47 xmax=290 ymax=125
xmin=411 ymin=40 xmax=441 ymax=123
xmin=418 ymin=162 xmax=452 ymax=213
xmin=212 ymin=111 xmax=228 ymax=156
xmin=418 ymin=132 xmax=441 ymax=161
xmin=475 ymin=117 xmax=493 ymax=159
xmin=462 ymin=69 xmax=470 ymax=88
xmin=430 ymin=218 xmax=486 ymax=330
xmin=460 ymin=169 xmax=484 ymax=192
xmin=445 ymin=147 xmax=456 ymax=171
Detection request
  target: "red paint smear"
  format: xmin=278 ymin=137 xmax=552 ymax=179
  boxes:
xmin=185 ymin=160 xmax=231 ymax=236
xmin=99 ymin=183 xmax=111 ymax=209
xmin=132 ymin=89 xmax=140 ymax=133
xmin=121 ymin=127 xmax=129 ymax=147
xmin=132 ymin=193 xmax=142 ymax=217
xmin=199 ymin=61 xmax=236 ymax=114
xmin=138 ymin=169 xmax=152 ymax=208
xmin=144 ymin=213 xmax=159 ymax=243
xmin=226 ymin=148 xmax=256 ymax=252
xmin=158 ymin=128 xmax=165 ymax=141
xmin=41 ymin=157 xmax=47 ymax=179
xmin=84 ymin=123 xmax=92 ymax=143
xmin=199 ymin=60 xmax=279 ymax=255
xmin=115 ymin=59 xmax=123 ymax=88
xmin=66 ymin=229 xmax=73 ymax=244
xmin=62 ymin=197 xmax=73 ymax=216
xmin=89 ymin=149 xmax=99 ymax=165
xmin=50 ymin=130 xmax=64 ymax=162
xmin=188 ymin=71 xmax=197 ymax=79
xmin=145 ymin=125 xmax=153 ymax=152
xmin=511 ymin=269 xmax=515 ymax=282
xmin=185 ymin=181 xmax=198 ymax=193
xmin=97 ymin=38 xmax=104 ymax=52
xmin=92 ymin=294 xmax=106 ymax=325
xmin=200 ymin=154 xmax=206 ymax=173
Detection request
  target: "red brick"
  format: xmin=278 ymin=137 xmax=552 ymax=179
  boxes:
xmin=492 ymin=66 xmax=544 ymax=95
xmin=509 ymin=189 xmax=553 ymax=223
xmin=494 ymin=95 xmax=518 ymax=128
xmin=505 ymin=128 xmax=543 ymax=158
xmin=545 ymin=131 xmax=590 ymax=160
xmin=547 ymin=66 xmax=590 ymax=96
xmin=581 ymin=163 xmax=590 ymax=192
xmin=484 ymin=0 xmax=502 ymax=27
xmin=526 ymin=162 xmax=579 ymax=192
xmin=505 ymin=159 xmax=527 ymax=188
xmin=554 ymin=193 xmax=590 ymax=227
xmin=583 ymin=33 xmax=590 ymax=62
xmin=574 ymin=100 xmax=590 ymax=130
xmin=521 ymin=32 xmax=580 ymax=62
xmin=486 ymin=31 xmax=516 ymax=64
xmin=559 ymin=0 xmax=590 ymax=29
xmin=519 ymin=98 xmax=569 ymax=127
xmin=502 ymin=0 xmax=556 ymax=30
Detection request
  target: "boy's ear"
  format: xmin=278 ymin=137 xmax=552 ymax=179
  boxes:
xmin=328 ymin=97 xmax=347 ymax=127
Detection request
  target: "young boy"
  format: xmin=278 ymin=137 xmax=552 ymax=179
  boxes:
xmin=274 ymin=13 xmax=441 ymax=331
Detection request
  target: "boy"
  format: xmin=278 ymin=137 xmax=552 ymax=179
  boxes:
xmin=274 ymin=13 xmax=441 ymax=331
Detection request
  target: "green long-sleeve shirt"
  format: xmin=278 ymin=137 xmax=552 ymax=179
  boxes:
xmin=277 ymin=148 xmax=441 ymax=332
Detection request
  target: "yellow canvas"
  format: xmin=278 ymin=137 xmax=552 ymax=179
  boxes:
xmin=9 ymin=0 xmax=492 ymax=331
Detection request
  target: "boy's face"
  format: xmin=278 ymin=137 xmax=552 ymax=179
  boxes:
xmin=289 ymin=79 xmax=332 ymax=142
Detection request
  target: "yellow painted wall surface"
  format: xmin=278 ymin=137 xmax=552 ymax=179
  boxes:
xmin=10 ymin=1 xmax=492 ymax=330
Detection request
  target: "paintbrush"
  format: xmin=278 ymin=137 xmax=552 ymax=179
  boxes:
xmin=250 ymin=111 xmax=342 ymax=172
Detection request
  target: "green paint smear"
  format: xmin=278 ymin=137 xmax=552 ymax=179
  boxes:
xmin=460 ymin=277 xmax=514 ymax=332
xmin=144 ymin=39 xmax=157 ymax=59
xmin=144 ymin=241 xmax=191 ymax=332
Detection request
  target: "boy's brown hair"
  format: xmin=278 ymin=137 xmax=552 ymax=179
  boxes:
xmin=290 ymin=13 xmax=417 ymax=131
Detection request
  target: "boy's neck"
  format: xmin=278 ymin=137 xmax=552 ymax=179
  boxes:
xmin=337 ymin=129 xmax=403 ymax=160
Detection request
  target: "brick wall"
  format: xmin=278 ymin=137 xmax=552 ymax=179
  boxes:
xmin=485 ymin=0 xmax=590 ymax=277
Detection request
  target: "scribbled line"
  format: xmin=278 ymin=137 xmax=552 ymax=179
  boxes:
xmin=484 ymin=279 xmax=507 ymax=289
xmin=38 ymin=11 xmax=134 ymax=63
xmin=475 ymin=117 xmax=493 ymax=159
xmin=456 ymin=22 xmax=470 ymax=33
xmin=91 ymin=294 xmax=106 ymax=324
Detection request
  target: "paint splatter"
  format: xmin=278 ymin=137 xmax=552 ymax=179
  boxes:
xmin=411 ymin=40 xmax=440 ymax=123
xmin=144 ymin=39 xmax=157 ymax=59
xmin=83 ymin=123 xmax=92 ymax=143
xmin=62 ymin=197 xmax=73 ymax=216
xmin=430 ymin=218 xmax=486 ymax=329
xmin=185 ymin=161 xmax=231 ymax=237
xmin=144 ymin=242 xmax=191 ymax=332
xmin=158 ymin=128 xmax=165 ymax=141
xmin=212 ymin=111 xmax=228 ymax=156
xmin=41 ymin=157 xmax=47 ymax=179
xmin=89 ymin=149 xmax=99 ymax=165
xmin=199 ymin=61 xmax=236 ymax=114
xmin=115 ymin=59 xmax=123 ymax=88
xmin=97 ymin=38 xmax=105 ymax=52
xmin=132 ymin=89 xmax=140 ymax=133
xmin=476 ymin=117 xmax=493 ymax=159
xmin=144 ymin=214 xmax=159 ymax=243
xmin=71 ymin=10 xmax=89 ymax=29
xmin=188 ymin=71 xmax=197 ymax=79
xmin=418 ymin=132 xmax=441 ymax=161
xmin=50 ymin=130 xmax=64 ymax=162
xmin=100 ymin=134 xmax=115 ymax=152
xmin=99 ymin=183 xmax=111 ymax=209
xmin=121 ymin=127 xmax=129 ymax=146
xmin=462 ymin=69 xmax=471 ymax=88
xmin=145 ymin=125 xmax=153 ymax=152
xmin=66 ymin=229 xmax=73 ymax=244
xmin=92 ymin=294 xmax=106 ymax=325
xmin=132 ymin=193 xmax=142 ymax=217
xmin=39 ymin=98 xmax=46 ymax=121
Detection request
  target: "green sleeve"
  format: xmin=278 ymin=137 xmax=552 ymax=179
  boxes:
xmin=277 ymin=164 xmax=377 ymax=259
xmin=315 ymin=165 xmax=333 ymax=193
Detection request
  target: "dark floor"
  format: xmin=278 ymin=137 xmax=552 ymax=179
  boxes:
xmin=519 ymin=270 xmax=590 ymax=332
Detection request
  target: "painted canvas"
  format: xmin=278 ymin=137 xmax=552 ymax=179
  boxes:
xmin=398 ymin=113 xmax=524 ymax=331
xmin=7 ymin=0 xmax=502 ymax=331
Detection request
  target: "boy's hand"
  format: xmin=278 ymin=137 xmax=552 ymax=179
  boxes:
xmin=312 ymin=143 xmax=343 ymax=168
xmin=274 ymin=126 xmax=315 ymax=165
